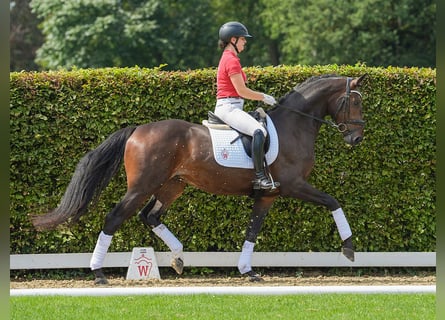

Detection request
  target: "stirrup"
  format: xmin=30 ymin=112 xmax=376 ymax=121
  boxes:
xmin=253 ymin=170 xmax=280 ymax=190
xmin=253 ymin=177 xmax=278 ymax=190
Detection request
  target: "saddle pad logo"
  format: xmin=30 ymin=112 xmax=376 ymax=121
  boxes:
xmin=207 ymin=115 xmax=279 ymax=169
xmin=221 ymin=148 xmax=229 ymax=160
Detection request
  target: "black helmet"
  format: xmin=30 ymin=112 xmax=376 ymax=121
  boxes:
xmin=219 ymin=21 xmax=253 ymax=43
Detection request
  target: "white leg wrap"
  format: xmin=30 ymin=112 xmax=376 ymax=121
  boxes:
xmin=238 ymin=240 xmax=255 ymax=274
xmin=332 ymin=208 xmax=352 ymax=241
xmin=152 ymin=224 xmax=183 ymax=255
xmin=90 ymin=231 xmax=113 ymax=270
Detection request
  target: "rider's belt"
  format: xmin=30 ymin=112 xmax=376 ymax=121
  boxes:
xmin=218 ymin=96 xmax=241 ymax=99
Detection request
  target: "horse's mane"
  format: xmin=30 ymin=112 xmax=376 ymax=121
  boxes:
xmin=272 ymin=74 xmax=340 ymax=111
xmin=293 ymin=74 xmax=340 ymax=91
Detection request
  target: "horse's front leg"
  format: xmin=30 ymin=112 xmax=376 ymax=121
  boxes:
xmin=286 ymin=181 xmax=354 ymax=261
xmin=238 ymin=196 xmax=276 ymax=281
xmin=332 ymin=208 xmax=354 ymax=261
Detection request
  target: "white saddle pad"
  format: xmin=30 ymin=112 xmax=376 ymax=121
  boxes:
xmin=203 ymin=115 xmax=279 ymax=169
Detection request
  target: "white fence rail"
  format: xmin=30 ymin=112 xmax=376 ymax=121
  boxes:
xmin=10 ymin=252 xmax=435 ymax=270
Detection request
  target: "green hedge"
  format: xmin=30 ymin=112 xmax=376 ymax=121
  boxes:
xmin=10 ymin=65 xmax=436 ymax=254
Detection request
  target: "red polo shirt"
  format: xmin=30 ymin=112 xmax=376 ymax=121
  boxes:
xmin=217 ymin=50 xmax=247 ymax=99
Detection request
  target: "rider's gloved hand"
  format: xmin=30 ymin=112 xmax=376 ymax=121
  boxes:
xmin=262 ymin=93 xmax=277 ymax=106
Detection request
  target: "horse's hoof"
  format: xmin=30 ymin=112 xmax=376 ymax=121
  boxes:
xmin=94 ymin=277 xmax=109 ymax=285
xmin=171 ymin=257 xmax=184 ymax=275
xmin=246 ymin=270 xmax=264 ymax=282
xmin=93 ymin=269 xmax=109 ymax=285
xmin=342 ymin=237 xmax=355 ymax=262
xmin=342 ymin=247 xmax=355 ymax=262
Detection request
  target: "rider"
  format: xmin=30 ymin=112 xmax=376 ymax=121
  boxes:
xmin=215 ymin=21 xmax=278 ymax=190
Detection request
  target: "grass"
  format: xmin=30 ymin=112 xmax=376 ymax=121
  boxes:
xmin=11 ymin=293 xmax=435 ymax=320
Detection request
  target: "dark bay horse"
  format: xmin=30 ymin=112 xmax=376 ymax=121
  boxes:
xmin=31 ymin=74 xmax=367 ymax=283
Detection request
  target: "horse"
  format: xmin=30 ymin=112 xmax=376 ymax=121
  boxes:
xmin=31 ymin=74 xmax=367 ymax=284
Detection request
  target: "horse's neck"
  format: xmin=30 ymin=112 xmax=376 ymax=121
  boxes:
xmin=297 ymin=78 xmax=344 ymax=115
xmin=269 ymin=106 xmax=322 ymax=143
xmin=299 ymin=89 xmax=330 ymax=114
xmin=275 ymin=90 xmax=328 ymax=124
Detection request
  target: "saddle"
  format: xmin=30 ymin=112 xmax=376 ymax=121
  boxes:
xmin=204 ymin=108 xmax=271 ymax=157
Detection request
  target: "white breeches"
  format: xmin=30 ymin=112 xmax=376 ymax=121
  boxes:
xmin=215 ymin=98 xmax=267 ymax=137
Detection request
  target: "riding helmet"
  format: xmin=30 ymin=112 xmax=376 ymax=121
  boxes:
xmin=218 ymin=21 xmax=253 ymax=42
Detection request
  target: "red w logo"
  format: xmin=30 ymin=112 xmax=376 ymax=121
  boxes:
xmin=137 ymin=263 xmax=152 ymax=276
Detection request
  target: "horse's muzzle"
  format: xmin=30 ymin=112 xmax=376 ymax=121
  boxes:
xmin=344 ymin=134 xmax=363 ymax=146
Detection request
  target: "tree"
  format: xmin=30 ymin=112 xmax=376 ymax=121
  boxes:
xmin=153 ymin=0 xmax=218 ymax=69
xmin=260 ymin=0 xmax=436 ymax=67
xmin=211 ymin=0 xmax=277 ymax=66
xmin=30 ymin=0 xmax=219 ymax=70
xmin=10 ymin=0 xmax=44 ymax=71
xmin=351 ymin=0 xmax=435 ymax=67
xmin=28 ymin=0 xmax=435 ymax=70
xmin=31 ymin=0 xmax=163 ymax=69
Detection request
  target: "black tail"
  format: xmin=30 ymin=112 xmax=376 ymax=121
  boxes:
xmin=31 ymin=126 xmax=137 ymax=231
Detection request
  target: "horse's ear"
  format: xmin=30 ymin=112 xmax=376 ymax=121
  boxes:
xmin=351 ymin=73 xmax=368 ymax=89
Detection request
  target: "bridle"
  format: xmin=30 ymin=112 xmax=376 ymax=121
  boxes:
xmin=276 ymin=77 xmax=365 ymax=135
xmin=333 ymin=77 xmax=366 ymax=135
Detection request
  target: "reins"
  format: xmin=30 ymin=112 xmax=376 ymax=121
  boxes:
xmin=275 ymin=104 xmax=340 ymax=130
xmin=273 ymin=77 xmax=365 ymax=134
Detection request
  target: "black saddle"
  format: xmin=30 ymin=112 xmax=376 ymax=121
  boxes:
xmin=207 ymin=110 xmax=270 ymax=157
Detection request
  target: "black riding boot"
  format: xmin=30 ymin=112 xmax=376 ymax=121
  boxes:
xmin=252 ymin=129 xmax=275 ymax=190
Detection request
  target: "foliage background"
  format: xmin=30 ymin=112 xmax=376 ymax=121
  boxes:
xmin=10 ymin=0 xmax=436 ymax=71
xmin=10 ymin=65 xmax=436 ymax=254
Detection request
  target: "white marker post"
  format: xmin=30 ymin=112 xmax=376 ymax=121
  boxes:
xmin=126 ymin=247 xmax=160 ymax=280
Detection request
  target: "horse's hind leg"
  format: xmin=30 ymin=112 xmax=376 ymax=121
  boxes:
xmin=138 ymin=177 xmax=187 ymax=274
xmin=90 ymin=190 xmax=149 ymax=285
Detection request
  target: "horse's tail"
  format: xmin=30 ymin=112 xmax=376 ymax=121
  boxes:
xmin=31 ymin=126 xmax=137 ymax=231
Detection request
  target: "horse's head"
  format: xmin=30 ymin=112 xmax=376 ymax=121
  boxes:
xmin=274 ymin=73 xmax=367 ymax=146
xmin=330 ymin=74 xmax=367 ymax=146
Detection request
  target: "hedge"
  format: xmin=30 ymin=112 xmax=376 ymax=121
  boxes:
xmin=10 ymin=65 xmax=436 ymax=255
